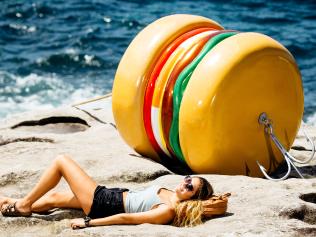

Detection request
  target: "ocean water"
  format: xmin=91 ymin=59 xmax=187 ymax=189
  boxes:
xmin=0 ymin=0 xmax=315 ymax=124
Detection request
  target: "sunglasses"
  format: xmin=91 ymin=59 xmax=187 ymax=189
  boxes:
xmin=184 ymin=175 xmax=194 ymax=192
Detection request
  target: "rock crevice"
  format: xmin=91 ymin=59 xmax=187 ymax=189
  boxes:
xmin=0 ymin=137 xmax=54 ymax=146
xmin=11 ymin=116 xmax=90 ymax=129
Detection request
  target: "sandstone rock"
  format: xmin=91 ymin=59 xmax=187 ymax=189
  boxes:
xmin=0 ymin=97 xmax=315 ymax=236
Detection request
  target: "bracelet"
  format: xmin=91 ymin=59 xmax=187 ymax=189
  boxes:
xmin=84 ymin=216 xmax=92 ymax=227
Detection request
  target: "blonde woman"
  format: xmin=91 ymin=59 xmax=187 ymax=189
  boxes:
xmin=0 ymin=154 xmax=213 ymax=228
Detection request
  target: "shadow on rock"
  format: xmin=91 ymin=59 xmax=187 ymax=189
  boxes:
xmin=11 ymin=116 xmax=90 ymax=134
xmin=300 ymin=193 xmax=316 ymax=204
xmin=32 ymin=209 xmax=85 ymax=221
xmin=204 ymin=212 xmax=234 ymax=222
xmin=271 ymin=161 xmax=316 ymax=179
xmin=279 ymin=204 xmax=316 ymax=225
xmin=293 ymin=227 xmax=316 ymax=237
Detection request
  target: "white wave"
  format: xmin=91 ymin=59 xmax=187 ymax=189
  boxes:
xmin=65 ymin=48 xmax=78 ymax=55
xmin=103 ymin=17 xmax=111 ymax=23
xmin=0 ymin=72 xmax=104 ymax=119
xmin=306 ymin=112 xmax=316 ymax=126
xmin=84 ymin=54 xmax=100 ymax=67
xmin=64 ymin=48 xmax=80 ymax=62
xmin=85 ymin=27 xmax=94 ymax=33
xmin=9 ymin=23 xmax=36 ymax=33
xmin=63 ymin=49 xmax=100 ymax=66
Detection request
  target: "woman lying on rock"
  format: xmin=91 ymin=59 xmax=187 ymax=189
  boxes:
xmin=0 ymin=154 xmax=214 ymax=228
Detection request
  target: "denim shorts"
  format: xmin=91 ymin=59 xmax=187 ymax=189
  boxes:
xmin=88 ymin=185 xmax=129 ymax=219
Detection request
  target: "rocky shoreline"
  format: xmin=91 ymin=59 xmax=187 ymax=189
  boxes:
xmin=0 ymin=97 xmax=315 ymax=237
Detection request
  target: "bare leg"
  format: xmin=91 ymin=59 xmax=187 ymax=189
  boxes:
xmin=1 ymin=154 xmax=97 ymax=215
xmin=31 ymin=191 xmax=81 ymax=213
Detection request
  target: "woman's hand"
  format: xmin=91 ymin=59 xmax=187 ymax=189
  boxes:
xmin=70 ymin=218 xmax=86 ymax=229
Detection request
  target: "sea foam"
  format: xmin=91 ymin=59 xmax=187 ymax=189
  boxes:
xmin=0 ymin=71 xmax=103 ymax=119
xmin=307 ymin=112 xmax=316 ymax=126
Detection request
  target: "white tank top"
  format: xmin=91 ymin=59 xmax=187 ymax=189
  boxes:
xmin=125 ymin=185 xmax=164 ymax=213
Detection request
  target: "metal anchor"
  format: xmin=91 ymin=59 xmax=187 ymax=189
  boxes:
xmin=256 ymin=113 xmax=315 ymax=181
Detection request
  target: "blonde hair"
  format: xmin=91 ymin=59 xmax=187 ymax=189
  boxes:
xmin=172 ymin=176 xmax=214 ymax=227
xmin=172 ymin=199 xmax=204 ymax=227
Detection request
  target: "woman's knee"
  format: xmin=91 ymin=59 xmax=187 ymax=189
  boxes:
xmin=54 ymin=154 xmax=72 ymax=166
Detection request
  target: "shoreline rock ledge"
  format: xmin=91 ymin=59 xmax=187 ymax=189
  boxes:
xmin=0 ymin=97 xmax=315 ymax=237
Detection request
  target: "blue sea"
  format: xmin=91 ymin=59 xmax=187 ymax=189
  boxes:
xmin=1 ymin=0 xmax=315 ymax=124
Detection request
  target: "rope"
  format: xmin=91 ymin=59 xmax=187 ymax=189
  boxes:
xmin=71 ymin=93 xmax=112 ymax=107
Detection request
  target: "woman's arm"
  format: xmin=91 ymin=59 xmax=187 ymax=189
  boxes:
xmin=70 ymin=205 xmax=175 ymax=229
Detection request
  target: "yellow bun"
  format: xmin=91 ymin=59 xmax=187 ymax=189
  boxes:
xmin=112 ymin=14 xmax=223 ymax=161
xmin=179 ymin=32 xmax=304 ymax=176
